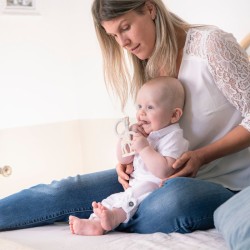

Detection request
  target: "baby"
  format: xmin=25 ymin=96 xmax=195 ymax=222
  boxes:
xmin=69 ymin=76 xmax=189 ymax=235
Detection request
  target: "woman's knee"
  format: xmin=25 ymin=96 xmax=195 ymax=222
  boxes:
xmin=122 ymin=178 xmax=235 ymax=233
xmin=140 ymin=178 xmax=203 ymax=221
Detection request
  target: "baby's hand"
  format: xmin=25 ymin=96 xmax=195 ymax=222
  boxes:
xmin=130 ymin=121 xmax=148 ymax=137
xmin=131 ymin=133 xmax=149 ymax=153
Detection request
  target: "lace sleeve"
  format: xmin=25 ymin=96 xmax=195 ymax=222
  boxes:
xmin=206 ymin=29 xmax=250 ymax=132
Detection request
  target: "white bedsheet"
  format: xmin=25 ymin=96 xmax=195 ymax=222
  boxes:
xmin=0 ymin=223 xmax=229 ymax=250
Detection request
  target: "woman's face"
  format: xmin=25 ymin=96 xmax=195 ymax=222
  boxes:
xmin=101 ymin=4 xmax=156 ymax=60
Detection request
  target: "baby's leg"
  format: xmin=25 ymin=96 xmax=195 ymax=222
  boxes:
xmin=92 ymin=201 xmax=126 ymax=231
xmin=69 ymin=215 xmax=104 ymax=236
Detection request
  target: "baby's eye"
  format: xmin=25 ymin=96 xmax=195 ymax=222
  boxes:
xmin=137 ymin=104 xmax=142 ymax=110
xmin=147 ymin=105 xmax=154 ymax=110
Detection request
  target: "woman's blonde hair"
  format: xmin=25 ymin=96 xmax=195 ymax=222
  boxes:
xmin=91 ymin=0 xmax=191 ymax=110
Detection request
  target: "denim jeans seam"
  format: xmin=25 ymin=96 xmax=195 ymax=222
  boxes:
xmin=6 ymin=207 xmax=93 ymax=230
xmin=173 ymin=215 xmax=214 ymax=233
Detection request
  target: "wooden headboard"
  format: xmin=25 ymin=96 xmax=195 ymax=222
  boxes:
xmin=240 ymin=33 xmax=250 ymax=60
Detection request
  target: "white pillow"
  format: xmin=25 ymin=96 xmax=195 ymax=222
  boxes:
xmin=214 ymin=186 xmax=250 ymax=250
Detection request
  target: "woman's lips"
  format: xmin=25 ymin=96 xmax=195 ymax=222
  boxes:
xmin=131 ymin=44 xmax=140 ymax=53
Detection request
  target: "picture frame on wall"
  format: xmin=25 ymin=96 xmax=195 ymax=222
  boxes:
xmin=1 ymin=0 xmax=39 ymax=14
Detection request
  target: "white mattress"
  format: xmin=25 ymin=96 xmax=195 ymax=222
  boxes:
xmin=0 ymin=223 xmax=229 ymax=250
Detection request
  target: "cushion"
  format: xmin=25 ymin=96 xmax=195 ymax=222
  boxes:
xmin=214 ymin=186 xmax=250 ymax=250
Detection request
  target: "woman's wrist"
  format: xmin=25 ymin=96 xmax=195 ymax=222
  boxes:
xmin=195 ymin=146 xmax=213 ymax=165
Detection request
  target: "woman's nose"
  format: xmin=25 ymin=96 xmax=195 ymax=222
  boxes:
xmin=117 ymin=34 xmax=130 ymax=48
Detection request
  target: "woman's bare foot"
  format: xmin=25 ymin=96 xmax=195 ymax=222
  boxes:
xmin=69 ymin=215 xmax=105 ymax=236
xmin=92 ymin=201 xmax=126 ymax=231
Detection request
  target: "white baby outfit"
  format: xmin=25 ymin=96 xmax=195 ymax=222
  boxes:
xmin=90 ymin=123 xmax=189 ymax=223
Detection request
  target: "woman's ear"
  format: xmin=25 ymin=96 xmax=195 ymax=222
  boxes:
xmin=145 ymin=1 xmax=156 ymax=20
xmin=170 ymin=108 xmax=183 ymax=123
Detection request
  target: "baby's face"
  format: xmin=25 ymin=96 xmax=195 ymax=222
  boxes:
xmin=136 ymin=84 xmax=173 ymax=133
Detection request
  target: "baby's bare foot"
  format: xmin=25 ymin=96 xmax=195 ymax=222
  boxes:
xmin=100 ymin=208 xmax=119 ymax=231
xmin=69 ymin=215 xmax=104 ymax=236
xmin=92 ymin=202 xmax=126 ymax=232
xmin=92 ymin=201 xmax=104 ymax=218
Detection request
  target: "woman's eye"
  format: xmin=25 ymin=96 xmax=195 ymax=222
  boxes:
xmin=121 ymin=25 xmax=129 ymax=32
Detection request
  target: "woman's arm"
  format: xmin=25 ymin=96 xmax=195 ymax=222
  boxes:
xmin=170 ymin=29 xmax=250 ymax=178
xmin=171 ymin=125 xmax=250 ymax=178
xmin=197 ymin=125 xmax=250 ymax=164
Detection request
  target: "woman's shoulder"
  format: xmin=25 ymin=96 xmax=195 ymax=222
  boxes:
xmin=188 ymin=25 xmax=227 ymax=37
xmin=190 ymin=26 xmax=237 ymax=45
xmin=185 ymin=26 xmax=236 ymax=58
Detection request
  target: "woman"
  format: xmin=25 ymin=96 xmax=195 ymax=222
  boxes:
xmin=0 ymin=0 xmax=249 ymax=234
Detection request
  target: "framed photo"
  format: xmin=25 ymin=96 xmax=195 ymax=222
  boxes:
xmin=1 ymin=0 xmax=39 ymax=15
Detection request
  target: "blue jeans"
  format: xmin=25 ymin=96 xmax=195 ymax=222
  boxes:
xmin=0 ymin=169 xmax=234 ymax=233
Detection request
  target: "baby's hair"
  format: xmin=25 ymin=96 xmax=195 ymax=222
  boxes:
xmin=144 ymin=76 xmax=185 ymax=110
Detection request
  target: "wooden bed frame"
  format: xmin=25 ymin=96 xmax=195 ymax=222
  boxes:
xmin=240 ymin=33 xmax=250 ymax=59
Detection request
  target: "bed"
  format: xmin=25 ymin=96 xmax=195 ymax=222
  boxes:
xmin=0 ymin=223 xmax=228 ymax=250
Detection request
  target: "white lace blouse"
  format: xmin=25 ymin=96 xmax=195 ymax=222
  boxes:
xmin=178 ymin=26 xmax=250 ymax=190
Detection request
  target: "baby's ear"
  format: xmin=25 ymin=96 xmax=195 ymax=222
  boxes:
xmin=171 ymin=108 xmax=183 ymax=123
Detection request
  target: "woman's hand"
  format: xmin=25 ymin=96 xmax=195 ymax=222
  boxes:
xmin=161 ymin=150 xmax=205 ymax=185
xmin=166 ymin=126 xmax=250 ymax=181
xmin=116 ymin=162 xmax=134 ymax=189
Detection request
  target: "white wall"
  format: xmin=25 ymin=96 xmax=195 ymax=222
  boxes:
xmin=0 ymin=0 xmax=118 ymax=130
xmin=166 ymin=0 xmax=250 ymax=41
xmin=0 ymin=0 xmax=249 ymax=129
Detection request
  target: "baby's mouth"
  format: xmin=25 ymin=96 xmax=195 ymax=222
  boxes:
xmin=142 ymin=121 xmax=150 ymax=127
